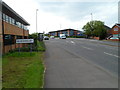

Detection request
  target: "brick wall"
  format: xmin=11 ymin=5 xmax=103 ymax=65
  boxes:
xmin=3 ymin=21 xmax=27 ymax=36
xmin=93 ymin=37 xmax=100 ymax=40
xmin=2 ymin=21 xmax=29 ymax=54
xmin=24 ymin=30 xmax=29 ymax=36
xmin=67 ymin=30 xmax=70 ymax=36
xmin=108 ymin=39 xmax=119 ymax=41
xmin=3 ymin=43 xmax=28 ymax=53
xmin=74 ymin=30 xmax=77 ymax=36
xmin=109 ymin=25 xmax=120 ymax=35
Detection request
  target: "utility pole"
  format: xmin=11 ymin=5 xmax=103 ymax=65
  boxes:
xmin=91 ymin=13 xmax=93 ymax=21
xmin=60 ymin=24 xmax=62 ymax=30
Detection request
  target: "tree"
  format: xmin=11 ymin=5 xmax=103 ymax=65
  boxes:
xmin=82 ymin=20 xmax=107 ymax=39
xmin=28 ymin=33 xmax=38 ymax=46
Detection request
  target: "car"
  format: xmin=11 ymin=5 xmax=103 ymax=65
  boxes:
xmin=50 ymin=36 xmax=55 ymax=39
xmin=106 ymin=35 xmax=113 ymax=40
xmin=110 ymin=37 xmax=119 ymax=40
xmin=44 ymin=36 xmax=49 ymax=40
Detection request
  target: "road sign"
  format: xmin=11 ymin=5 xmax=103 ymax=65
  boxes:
xmin=16 ymin=39 xmax=34 ymax=44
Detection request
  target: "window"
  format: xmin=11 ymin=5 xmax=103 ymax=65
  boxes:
xmin=16 ymin=22 xmax=19 ymax=27
xmin=24 ymin=26 xmax=28 ymax=30
xmin=113 ymin=34 xmax=118 ymax=37
xmin=4 ymin=35 xmax=15 ymax=45
xmin=0 ymin=11 xmax=2 ymax=20
xmin=9 ymin=17 xmax=12 ymax=24
xmin=21 ymin=24 xmax=23 ymax=29
xmin=16 ymin=22 xmax=22 ymax=28
xmin=16 ymin=36 xmax=22 ymax=39
xmin=2 ymin=13 xmax=6 ymax=21
xmin=5 ymin=15 xmax=9 ymax=22
xmin=70 ymin=30 xmax=74 ymax=36
xmin=11 ymin=18 xmax=15 ymax=25
xmin=114 ymin=27 xmax=118 ymax=31
xmin=19 ymin=22 xmax=21 ymax=28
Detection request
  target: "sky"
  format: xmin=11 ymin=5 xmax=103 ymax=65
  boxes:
xmin=2 ymin=0 xmax=119 ymax=34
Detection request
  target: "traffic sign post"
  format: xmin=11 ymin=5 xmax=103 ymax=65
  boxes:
xmin=16 ymin=39 xmax=34 ymax=53
xmin=16 ymin=39 xmax=34 ymax=44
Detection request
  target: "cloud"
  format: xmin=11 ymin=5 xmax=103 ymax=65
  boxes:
xmin=37 ymin=1 xmax=118 ymax=30
xmin=37 ymin=1 xmax=118 ymax=22
xmin=3 ymin=0 xmax=40 ymax=33
xmin=35 ymin=0 xmax=119 ymax=2
xmin=2 ymin=0 xmax=119 ymax=34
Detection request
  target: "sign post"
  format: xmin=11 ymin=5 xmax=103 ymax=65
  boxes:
xmin=18 ymin=43 xmax=20 ymax=53
xmin=16 ymin=39 xmax=34 ymax=53
xmin=16 ymin=39 xmax=34 ymax=44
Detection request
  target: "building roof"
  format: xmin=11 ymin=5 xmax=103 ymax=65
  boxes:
xmin=2 ymin=1 xmax=30 ymax=25
xmin=49 ymin=29 xmax=81 ymax=33
xmin=112 ymin=24 xmax=120 ymax=28
xmin=104 ymin=25 xmax=111 ymax=30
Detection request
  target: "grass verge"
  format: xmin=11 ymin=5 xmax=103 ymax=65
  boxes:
xmin=2 ymin=41 xmax=45 ymax=88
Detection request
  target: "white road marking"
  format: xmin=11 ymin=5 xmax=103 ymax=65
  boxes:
xmin=89 ymin=40 xmax=98 ymax=42
xmin=71 ymin=41 xmax=75 ymax=44
xmin=82 ymin=46 xmax=93 ymax=50
xmin=104 ymin=52 xmax=119 ymax=58
xmin=70 ymin=41 xmax=76 ymax=45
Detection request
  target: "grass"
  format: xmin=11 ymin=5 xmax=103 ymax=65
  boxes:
xmin=2 ymin=41 xmax=45 ymax=88
xmin=37 ymin=41 xmax=46 ymax=51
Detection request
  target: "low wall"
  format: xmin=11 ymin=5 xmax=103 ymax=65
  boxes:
xmin=4 ymin=43 xmax=28 ymax=54
xmin=93 ymin=37 xmax=100 ymax=40
xmin=108 ymin=39 xmax=119 ymax=41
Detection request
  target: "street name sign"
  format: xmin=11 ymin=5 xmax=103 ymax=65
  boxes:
xmin=16 ymin=39 xmax=34 ymax=44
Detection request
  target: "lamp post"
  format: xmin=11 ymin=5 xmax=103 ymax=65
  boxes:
xmin=60 ymin=24 xmax=62 ymax=30
xmin=36 ymin=9 xmax=38 ymax=34
xmin=36 ymin=9 xmax=38 ymax=50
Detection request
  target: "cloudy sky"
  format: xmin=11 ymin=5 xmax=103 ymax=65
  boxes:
xmin=3 ymin=0 xmax=119 ymax=34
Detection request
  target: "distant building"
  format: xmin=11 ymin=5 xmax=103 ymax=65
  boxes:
xmin=107 ymin=24 xmax=120 ymax=41
xmin=104 ymin=25 xmax=112 ymax=37
xmin=1 ymin=2 xmax=30 ymax=54
xmin=49 ymin=29 xmax=84 ymax=37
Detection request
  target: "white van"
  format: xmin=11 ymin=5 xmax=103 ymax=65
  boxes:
xmin=59 ymin=34 xmax=66 ymax=39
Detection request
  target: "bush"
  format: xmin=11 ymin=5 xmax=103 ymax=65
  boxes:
xmin=8 ymin=41 xmax=45 ymax=54
xmin=67 ymin=36 xmax=85 ymax=38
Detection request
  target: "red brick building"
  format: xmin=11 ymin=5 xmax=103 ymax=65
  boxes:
xmin=0 ymin=2 xmax=30 ymax=54
xmin=107 ymin=24 xmax=120 ymax=41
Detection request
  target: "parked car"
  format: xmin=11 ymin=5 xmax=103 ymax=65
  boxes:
xmin=50 ymin=36 xmax=55 ymax=39
xmin=44 ymin=36 xmax=49 ymax=40
xmin=106 ymin=35 xmax=113 ymax=40
xmin=110 ymin=37 xmax=119 ymax=40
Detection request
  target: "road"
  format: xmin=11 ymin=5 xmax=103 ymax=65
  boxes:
xmin=44 ymin=38 xmax=118 ymax=88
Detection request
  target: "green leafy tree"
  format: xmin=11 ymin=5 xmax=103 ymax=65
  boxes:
xmin=29 ymin=33 xmax=38 ymax=46
xmin=82 ymin=20 xmax=107 ymax=39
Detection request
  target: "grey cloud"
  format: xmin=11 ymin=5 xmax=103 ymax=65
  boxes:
xmin=37 ymin=1 xmax=118 ymax=27
xmin=38 ymin=2 xmax=115 ymax=21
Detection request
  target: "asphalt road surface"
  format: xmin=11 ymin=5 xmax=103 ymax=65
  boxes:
xmin=44 ymin=38 xmax=118 ymax=88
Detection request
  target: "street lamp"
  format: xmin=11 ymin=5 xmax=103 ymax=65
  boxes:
xmin=36 ymin=9 xmax=38 ymax=34
xmin=36 ymin=9 xmax=38 ymax=50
